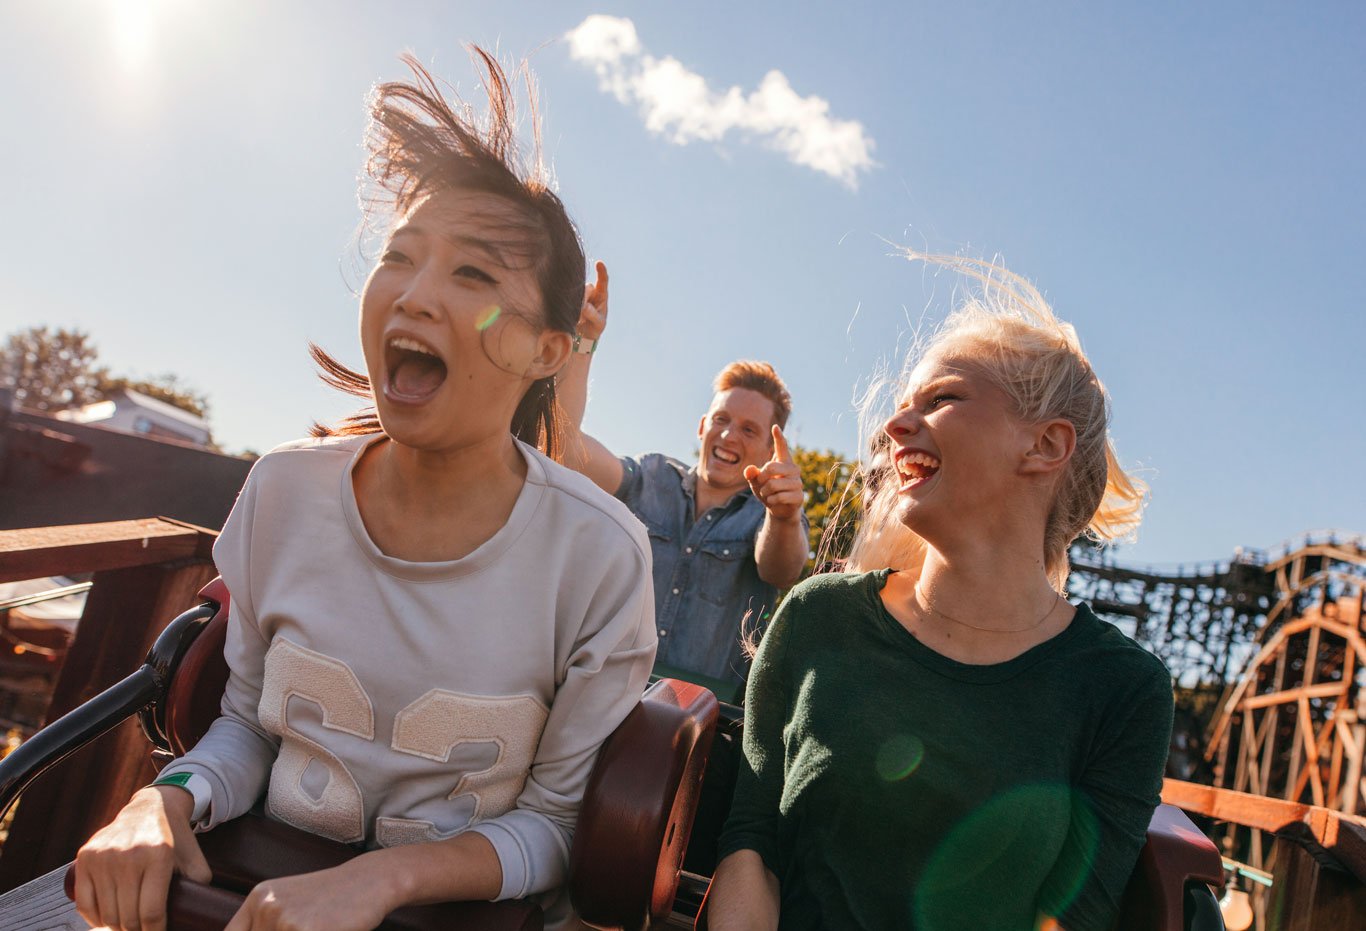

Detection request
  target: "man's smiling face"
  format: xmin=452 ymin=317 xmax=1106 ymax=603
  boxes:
xmin=697 ymin=387 xmax=777 ymax=492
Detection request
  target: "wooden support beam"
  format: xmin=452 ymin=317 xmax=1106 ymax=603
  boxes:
xmin=1305 ymin=624 xmax=1322 ymax=688
xmin=1297 ymin=698 xmax=1325 ymax=807
xmin=0 ymin=519 xmax=215 ymax=583
xmin=1267 ymin=833 xmax=1366 ymax=931
xmin=1346 ymin=690 xmax=1366 ymax=816
xmin=1242 ymin=682 xmax=1350 ymax=709
xmin=1163 ymin=779 xmax=1366 ymax=883
xmin=1330 ymin=717 xmax=1348 ymax=811
xmin=0 ymin=526 xmax=217 ymax=892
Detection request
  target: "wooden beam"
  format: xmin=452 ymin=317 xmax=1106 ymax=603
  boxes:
xmin=0 ymin=519 xmax=215 ymax=583
xmin=1305 ymin=624 xmax=1322 ymax=688
xmin=0 ymin=558 xmax=217 ymax=891
xmin=1330 ymin=718 xmax=1347 ymax=811
xmin=1267 ymin=833 xmax=1366 ymax=931
xmin=1163 ymin=779 xmax=1366 ymax=882
xmin=1241 ymin=682 xmax=1349 ymax=709
xmin=1297 ymin=697 xmax=1325 ymax=807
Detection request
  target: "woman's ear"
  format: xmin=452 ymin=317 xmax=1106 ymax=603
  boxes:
xmin=526 ymin=330 xmax=572 ymax=380
xmin=1021 ymin=418 xmax=1076 ymax=476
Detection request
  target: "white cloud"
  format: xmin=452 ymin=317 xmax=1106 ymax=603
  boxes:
xmin=565 ymin=15 xmax=875 ymax=189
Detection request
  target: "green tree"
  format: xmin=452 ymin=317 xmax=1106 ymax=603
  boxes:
xmin=0 ymin=327 xmax=104 ymax=412
xmin=793 ymin=445 xmax=864 ymax=573
xmin=0 ymin=326 xmax=208 ymax=419
xmin=97 ymin=372 xmax=210 ymax=419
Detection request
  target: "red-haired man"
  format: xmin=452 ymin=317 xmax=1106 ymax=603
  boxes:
xmin=560 ymin=265 xmax=807 ymax=701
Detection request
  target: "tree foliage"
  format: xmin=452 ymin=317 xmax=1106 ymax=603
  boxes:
xmin=96 ymin=372 xmax=210 ymax=419
xmin=0 ymin=327 xmax=104 ymax=412
xmin=0 ymin=326 xmax=209 ymax=419
xmin=793 ymin=445 xmax=864 ymax=573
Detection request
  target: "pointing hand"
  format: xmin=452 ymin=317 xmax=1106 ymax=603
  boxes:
xmin=744 ymin=425 xmax=804 ymax=523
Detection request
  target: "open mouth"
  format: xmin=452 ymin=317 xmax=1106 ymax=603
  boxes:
xmin=384 ymin=335 xmax=448 ymax=403
xmin=711 ymin=447 xmax=741 ymax=466
xmin=894 ymin=449 xmax=941 ymax=487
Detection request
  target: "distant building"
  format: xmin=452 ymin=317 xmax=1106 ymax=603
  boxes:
xmin=53 ymin=388 xmax=211 ymax=448
xmin=0 ymin=390 xmax=251 ymax=532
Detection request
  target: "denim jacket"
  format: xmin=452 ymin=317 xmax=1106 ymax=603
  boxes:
xmin=616 ymin=453 xmax=803 ymax=696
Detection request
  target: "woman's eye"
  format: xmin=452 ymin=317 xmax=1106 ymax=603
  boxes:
xmin=455 ymin=265 xmax=496 ymax=283
xmin=380 ymin=249 xmax=410 ymax=265
xmin=929 ymin=394 xmax=958 ymax=409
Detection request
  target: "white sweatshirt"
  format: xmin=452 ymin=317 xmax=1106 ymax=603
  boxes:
xmin=160 ymin=433 xmax=656 ymax=921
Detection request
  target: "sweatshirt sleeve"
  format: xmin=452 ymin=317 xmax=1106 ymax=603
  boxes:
xmin=715 ymin=586 xmax=796 ymax=876
xmin=1044 ymin=653 xmax=1175 ymax=931
xmin=156 ymin=464 xmax=280 ymax=828
xmin=467 ymin=526 xmax=658 ymax=900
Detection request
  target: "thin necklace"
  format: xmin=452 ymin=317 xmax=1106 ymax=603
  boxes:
xmin=912 ymin=584 xmax=1061 ymax=635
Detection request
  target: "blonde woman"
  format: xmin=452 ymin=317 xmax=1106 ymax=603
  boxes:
xmin=709 ymin=256 xmax=1172 ymax=931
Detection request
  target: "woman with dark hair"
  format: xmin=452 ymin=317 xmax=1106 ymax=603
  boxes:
xmin=72 ymin=50 xmax=655 ymax=931
xmin=708 ymin=256 xmax=1172 ymax=931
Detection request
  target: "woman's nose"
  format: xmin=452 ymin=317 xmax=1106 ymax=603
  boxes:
xmin=395 ymin=269 xmax=443 ymax=321
xmin=884 ymin=409 xmax=919 ymax=441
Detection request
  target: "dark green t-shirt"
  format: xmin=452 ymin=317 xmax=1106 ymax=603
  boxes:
xmin=718 ymin=570 xmax=1173 ymax=931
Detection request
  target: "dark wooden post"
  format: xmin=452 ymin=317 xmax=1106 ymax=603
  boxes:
xmin=1163 ymin=779 xmax=1366 ymax=929
xmin=1267 ymin=835 xmax=1366 ymax=930
xmin=0 ymin=519 xmax=216 ymax=892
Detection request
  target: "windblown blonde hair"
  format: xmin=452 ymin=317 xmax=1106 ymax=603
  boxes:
xmin=842 ymin=253 xmax=1147 ymax=590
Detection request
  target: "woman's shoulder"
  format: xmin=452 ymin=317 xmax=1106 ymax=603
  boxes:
xmin=524 ymin=443 xmax=651 ymax=562
xmin=787 ymin=568 xmax=884 ymax=605
xmin=249 ymin=433 xmax=370 ymax=474
xmin=1068 ymin=604 xmax=1173 ymax=695
xmin=236 ymin=433 xmax=368 ymax=495
xmin=772 ymin=570 xmax=886 ymax=635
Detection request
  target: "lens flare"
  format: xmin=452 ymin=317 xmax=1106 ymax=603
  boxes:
xmin=475 ymin=305 xmax=502 ymax=330
xmin=875 ymin=734 xmax=925 ymax=781
xmin=912 ymin=784 xmax=1099 ymax=931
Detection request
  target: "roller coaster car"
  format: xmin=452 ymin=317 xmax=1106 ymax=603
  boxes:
xmin=0 ymin=578 xmax=719 ymax=931
xmin=1 ymin=579 xmax=1227 ymax=931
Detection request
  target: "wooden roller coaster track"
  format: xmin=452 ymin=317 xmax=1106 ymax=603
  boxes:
xmin=1071 ymin=532 xmax=1366 ymax=817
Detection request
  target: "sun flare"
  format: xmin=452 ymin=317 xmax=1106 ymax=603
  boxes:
xmin=107 ymin=0 xmax=174 ymax=71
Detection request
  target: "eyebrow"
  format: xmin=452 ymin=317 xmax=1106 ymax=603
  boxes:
xmin=714 ymin=411 xmax=763 ymax=431
xmin=388 ymin=224 xmax=512 ymax=267
xmin=903 ymin=374 xmax=965 ymax=404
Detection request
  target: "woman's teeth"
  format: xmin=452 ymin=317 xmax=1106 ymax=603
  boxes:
xmin=388 ymin=336 xmax=438 ymax=357
xmin=385 ymin=336 xmax=447 ymax=400
xmin=896 ymin=451 xmax=941 ymax=481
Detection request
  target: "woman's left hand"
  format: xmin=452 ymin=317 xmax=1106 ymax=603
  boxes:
xmin=578 ymin=261 xmax=609 ymax=340
xmin=223 ymin=860 xmax=396 ymax=931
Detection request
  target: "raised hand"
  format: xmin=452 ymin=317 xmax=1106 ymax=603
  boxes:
xmin=578 ymin=261 xmax=609 ymax=342
xmin=744 ymin=425 xmax=805 ymax=523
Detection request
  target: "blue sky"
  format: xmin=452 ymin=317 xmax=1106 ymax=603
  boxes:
xmin=1 ymin=1 xmax=1362 ymax=566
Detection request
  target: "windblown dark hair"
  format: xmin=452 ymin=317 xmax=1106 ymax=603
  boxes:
xmin=310 ymin=47 xmax=586 ymax=460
